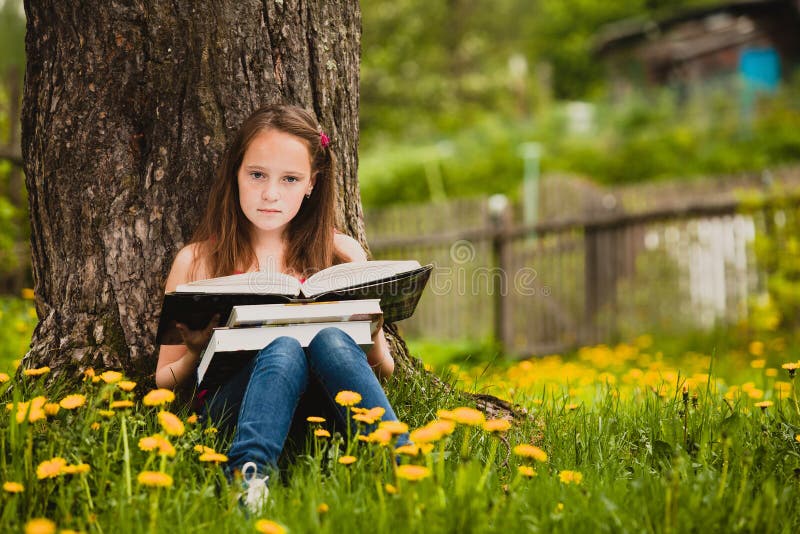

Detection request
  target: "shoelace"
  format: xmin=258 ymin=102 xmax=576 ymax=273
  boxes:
xmin=241 ymin=461 xmax=269 ymax=510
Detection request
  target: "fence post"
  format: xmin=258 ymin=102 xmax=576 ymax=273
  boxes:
xmin=488 ymin=195 xmax=513 ymax=353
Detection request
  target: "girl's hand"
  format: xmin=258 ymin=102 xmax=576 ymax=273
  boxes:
xmin=175 ymin=314 xmax=220 ymax=358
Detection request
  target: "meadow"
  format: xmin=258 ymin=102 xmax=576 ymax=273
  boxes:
xmin=1 ymin=295 xmax=800 ymax=533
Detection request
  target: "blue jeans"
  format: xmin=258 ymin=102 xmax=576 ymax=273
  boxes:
xmin=202 ymin=327 xmax=409 ymax=476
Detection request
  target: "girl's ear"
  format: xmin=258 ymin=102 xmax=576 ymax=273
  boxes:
xmin=309 ymin=171 xmax=318 ymax=191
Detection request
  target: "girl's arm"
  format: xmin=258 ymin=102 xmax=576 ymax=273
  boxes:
xmin=334 ymin=233 xmax=395 ymax=380
xmin=155 ymin=244 xmax=217 ymax=389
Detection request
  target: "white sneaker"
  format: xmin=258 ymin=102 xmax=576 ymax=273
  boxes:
xmin=239 ymin=461 xmax=270 ymax=513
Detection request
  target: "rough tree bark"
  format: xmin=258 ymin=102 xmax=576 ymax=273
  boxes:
xmin=21 ymin=1 xmax=521 ymax=419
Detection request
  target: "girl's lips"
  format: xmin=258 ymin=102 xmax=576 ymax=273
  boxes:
xmin=258 ymin=209 xmax=281 ymax=213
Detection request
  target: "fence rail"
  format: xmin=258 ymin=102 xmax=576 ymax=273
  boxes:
xmin=366 ymin=191 xmax=800 ymax=356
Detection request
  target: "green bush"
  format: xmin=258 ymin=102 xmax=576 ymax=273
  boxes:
xmin=0 ymin=296 xmax=36 ymax=372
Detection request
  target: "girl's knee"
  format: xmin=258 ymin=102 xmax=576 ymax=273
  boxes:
xmin=257 ymin=336 xmax=308 ymax=373
xmin=309 ymin=327 xmax=356 ymax=353
xmin=264 ymin=335 xmax=304 ymax=354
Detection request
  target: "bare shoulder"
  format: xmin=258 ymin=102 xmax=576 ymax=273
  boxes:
xmin=334 ymin=232 xmax=368 ymax=262
xmin=165 ymin=242 xmax=208 ymax=291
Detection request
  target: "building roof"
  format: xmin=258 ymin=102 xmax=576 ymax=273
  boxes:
xmin=594 ymin=0 xmax=797 ymax=56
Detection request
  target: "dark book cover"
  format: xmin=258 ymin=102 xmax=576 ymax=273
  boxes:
xmin=156 ymin=264 xmax=433 ymax=345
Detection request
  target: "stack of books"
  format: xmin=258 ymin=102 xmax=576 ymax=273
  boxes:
xmin=155 ymin=260 xmax=433 ymax=387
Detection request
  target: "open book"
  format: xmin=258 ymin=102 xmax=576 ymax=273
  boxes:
xmin=156 ymin=260 xmax=433 ymax=345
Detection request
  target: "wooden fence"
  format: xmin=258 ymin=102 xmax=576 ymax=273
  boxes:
xmin=365 ymin=193 xmax=799 ymax=356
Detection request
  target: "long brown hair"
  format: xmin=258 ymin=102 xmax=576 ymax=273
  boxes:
xmin=190 ymin=104 xmax=346 ymax=278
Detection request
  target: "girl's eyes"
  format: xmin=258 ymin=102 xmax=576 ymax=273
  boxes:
xmin=248 ymin=172 xmax=299 ymax=183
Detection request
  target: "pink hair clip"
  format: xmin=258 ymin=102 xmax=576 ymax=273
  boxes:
xmin=320 ymin=131 xmax=330 ymax=148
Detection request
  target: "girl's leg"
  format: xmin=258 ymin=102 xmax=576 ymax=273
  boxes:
xmin=225 ymin=336 xmax=309 ymax=475
xmin=305 ymin=327 xmax=409 ymax=445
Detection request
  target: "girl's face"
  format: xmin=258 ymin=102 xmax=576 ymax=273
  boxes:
xmin=237 ymin=129 xmax=315 ymax=239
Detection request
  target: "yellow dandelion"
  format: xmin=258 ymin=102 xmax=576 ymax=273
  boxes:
xmin=99 ymin=370 xmax=123 ymax=384
xmin=138 ymin=435 xmax=175 ymax=457
xmin=110 ymin=400 xmax=134 ymax=410
xmin=367 ymin=428 xmax=393 ymax=446
xmin=44 ymin=403 xmax=60 ymax=416
xmin=0 ymin=372 xmax=9 ymax=383
xmin=448 ymin=407 xmax=485 ymax=426
xmin=199 ymin=452 xmax=228 ymax=463
xmin=90 ymin=422 xmax=100 ymax=431
xmin=395 ymin=444 xmax=418 ymax=456
xmin=747 ymin=388 xmax=765 ymax=400
xmin=384 ymin=483 xmax=398 ymax=494
xmin=254 ymin=520 xmax=286 ymax=534
xmin=766 ymin=368 xmax=778 ymax=377
xmin=513 ymin=444 xmax=548 ymax=463
xmin=378 ymin=421 xmax=408 ymax=435
xmin=518 ymin=465 xmax=537 ymax=478
xmin=335 ymin=390 xmax=362 ymax=407
xmin=157 ymin=411 xmax=185 ymax=436
xmin=409 ymin=426 xmax=443 ymax=444
xmin=142 ymin=388 xmax=175 ymax=406
xmin=314 ymin=429 xmax=331 ymax=438
xmin=24 ymin=518 xmax=56 ymax=534
xmin=193 ymin=445 xmax=216 ymax=454
xmin=98 ymin=410 xmax=116 ymax=418
xmin=36 ymin=457 xmax=67 ymax=479
xmin=755 ymin=400 xmax=774 ymax=409
xmin=23 ymin=366 xmax=51 ymax=377
xmin=83 ymin=368 xmax=96 ymax=380
xmin=424 ymin=419 xmax=456 ymax=443
xmin=431 ymin=419 xmax=456 ymax=435
xmin=21 ymin=287 xmax=35 ymax=300
xmin=137 ymin=471 xmax=173 ymax=488
xmin=10 ymin=397 xmax=47 ymax=423
xmin=396 ymin=464 xmax=431 ymax=482
xmin=357 ymin=435 xmax=370 ymax=442
xmin=307 ymin=416 xmax=326 ymax=423
xmin=117 ymin=381 xmax=137 ymax=392
xmin=204 ymin=427 xmax=218 ymax=435
xmin=3 ymin=481 xmax=24 ymax=493
xmin=795 ymin=435 xmax=800 ymax=443
xmin=556 ymin=502 xmax=565 ymax=512
xmin=748 ymin=341 xmax=764 ymax=356
xmin=317 ymin=502 xmax=329 ymax=514
xmin=59 ymin=394 xmax=86 ymax=410
xmin=62 ymin=463 xmax=91 ymax=475
xmin=436 ymin=409 xmax=455 ymax=420
xmin=186 ymin=414 xmax=198 ymax=424
xmin=750 ymin=359 xmax=766 ymax=369
xmin=566 ymin=403 xmax=580 ymax=411
xmin=483 ymin=419 xmax=512 ymax=433
xmin=558 ymin=470 xmax=583 ymax=485
xmin=338 ymin=455 xmax=357 ymax=465
xmin=353 ymin=407 xmax=386 ymax=425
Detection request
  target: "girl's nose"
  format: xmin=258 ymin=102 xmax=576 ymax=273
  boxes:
xmin=261 ymin=181 xmax=280 ymax=201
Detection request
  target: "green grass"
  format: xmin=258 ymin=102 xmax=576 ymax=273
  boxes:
xmin=2 ymin=304 xmax=800 ymax=532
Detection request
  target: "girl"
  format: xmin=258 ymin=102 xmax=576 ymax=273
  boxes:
xmin=155 ymin=104 xmax=408 ymax=511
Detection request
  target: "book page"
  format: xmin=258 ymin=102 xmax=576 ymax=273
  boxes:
xmin=301 ymin=260 xmax=421 ymax=297
xmin=176 ymin=271 xmax=301 ymax=296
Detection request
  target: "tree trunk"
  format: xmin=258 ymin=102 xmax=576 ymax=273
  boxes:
xmin=21 ymin=1 xmax=523 ymax=419
xmin=22 ymin=0 xmax=362 ymax=378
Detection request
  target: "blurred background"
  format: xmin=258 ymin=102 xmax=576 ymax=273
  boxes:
xmin=1 ymin=0 xmax=799 ymax=368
